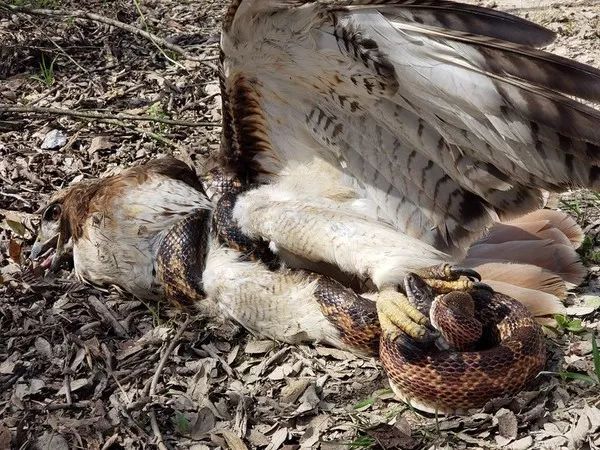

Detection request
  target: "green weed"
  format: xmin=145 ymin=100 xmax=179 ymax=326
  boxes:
xmin=349 ymin=434 xmax=376 ymax=449
xmin=32 ymin=55 xmax=58 ymax=87
xmin=172 ymin=411 xmax=191 ymax=435
xmin=554 ymin=314 xmax=585 ymax=333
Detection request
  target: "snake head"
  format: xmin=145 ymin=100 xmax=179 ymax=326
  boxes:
xmin=201 ymin=166 xmax=244 ymax=201
xmin=403 ymin=273 xmax=436 ymax=315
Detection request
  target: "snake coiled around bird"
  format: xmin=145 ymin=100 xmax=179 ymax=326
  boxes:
xmin=155 ymin=178 xmax=546 ymax=413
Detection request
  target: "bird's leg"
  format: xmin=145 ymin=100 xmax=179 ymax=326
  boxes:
xmin=411 ymin=263 xmax=491 ymax=294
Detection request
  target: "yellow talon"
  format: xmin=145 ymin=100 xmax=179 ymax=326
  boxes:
xmin=376 ymin=288 xmax=429 ymax=340
xmin=421 ymin=277 xmax=474 ymax=294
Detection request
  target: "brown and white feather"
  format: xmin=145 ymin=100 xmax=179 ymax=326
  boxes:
xmin=219 ymin=0 xmax=599 ymax=314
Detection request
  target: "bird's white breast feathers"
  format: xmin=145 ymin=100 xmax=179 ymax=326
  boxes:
xmin=74 ymin=175 xmax=211 ymax=299
xmin=202 ymin=241 xmax=346 ymax=346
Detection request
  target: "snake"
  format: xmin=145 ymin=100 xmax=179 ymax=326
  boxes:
xmin=156 ymin=172 xmax=546 ymax=414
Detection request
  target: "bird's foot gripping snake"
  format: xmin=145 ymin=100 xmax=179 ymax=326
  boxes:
xmin=155 ymin=191 xmax=546 ymax=414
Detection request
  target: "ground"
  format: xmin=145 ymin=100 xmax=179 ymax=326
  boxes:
xmin=1 ymin=1 xmax=600 ymax=449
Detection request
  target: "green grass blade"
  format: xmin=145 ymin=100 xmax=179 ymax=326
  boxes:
xmin=592 ymin=332 xmax=600 ymax=382
xmin=559 ymin=371 xmax=597 ymax=384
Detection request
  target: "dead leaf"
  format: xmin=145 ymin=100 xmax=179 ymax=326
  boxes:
xmin=190 ymin=407 xmax=216 ymax=439
xmin=585 ymin=404 xmax=600 ymax=433
xmin=566 ymin=305 xmax=598 ymax=316
xmin=34 ymin=337 xmax=52 ymax=359
xmin=280 ymin=379 xmax=310 ymax=404
xmin=0 ymin=423 xmax=11 ymax=449
xmin=58 ymin=378 xmax=88 ymax=395
xmin=36 ymin=432 xmax=69 ymax=450
xmin=366 ymin=424 xmax=419 ymax=450
xmin=494 ymin=408 xmax=518 ymax=446
xmin=295 ymin=384 xmax=320 ymax=415
xmin=300 ymin=415 xmax=331 ymax=449
xmin=248 ymin=429 xmax=270 ymax=447
xmin=314 ymin=346 xmax=356 ymax=360
xmin=245 ymin=340 xmax=277 ymax=355
xmin=506 ymin=436 xmax=533 ymax=450
xmin=540 ymin=436 xmax=568 ymax=448
xmin=88 ymin=295 xmax=128 ymax=338
xmin=8 ymin=239 xmax=22 ymax=264
xmin=568 ymin=411 xmax=592 ymax=447
xmin=29 ymin=379 xmax=45 ymax=395
xmin=88 ymin=136 xmax=115 ymax=155
xmin=0 ymin=352 xmax=19 ymax=375
xmin=6 ymin=219 xmax=27 ymax=238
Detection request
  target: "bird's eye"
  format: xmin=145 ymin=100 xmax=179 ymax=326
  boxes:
xmin=44 ymin=204 xmax=62 ymax=221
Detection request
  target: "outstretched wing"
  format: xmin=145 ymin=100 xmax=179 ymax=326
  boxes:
xmin=218 ymin=0 xmax=600 ymax=256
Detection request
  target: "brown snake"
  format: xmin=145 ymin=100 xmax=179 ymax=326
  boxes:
xmin=155 ymin=175 xmax=546 ymax=413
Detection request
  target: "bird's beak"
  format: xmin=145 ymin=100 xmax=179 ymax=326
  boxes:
xmin=30 ymin=232 xmax=59 ymax=269
xmin=30 ymin=231 xmax=71 ymax=272
xmin=30 ymin=230 xmax=56 ymax=259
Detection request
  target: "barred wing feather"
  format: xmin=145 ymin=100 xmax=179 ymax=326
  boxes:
xmin=219 ymin=0 xmax=600 ymax=257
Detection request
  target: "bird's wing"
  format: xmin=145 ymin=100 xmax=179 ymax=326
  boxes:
xmin=219 ymin=0 xmax=600 ymax=256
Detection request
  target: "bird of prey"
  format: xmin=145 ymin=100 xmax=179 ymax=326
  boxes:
xmin=31 ymin=0 xmax=600 ymax=410
xmin=214 ymin=0 xmax=596 ymax=319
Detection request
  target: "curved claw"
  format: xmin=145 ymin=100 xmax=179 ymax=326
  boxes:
xmin=472 ymin=281 xmax=494 ymax=292
xmin=448 ymin=266 xmax=481 ymax=282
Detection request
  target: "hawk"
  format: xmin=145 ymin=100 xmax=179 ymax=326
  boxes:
xmin=31 ymin=0 xmax=599 ymax=410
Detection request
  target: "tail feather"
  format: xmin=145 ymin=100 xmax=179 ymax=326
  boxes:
xmin=475 ymin=221 xmax=572 ymax=247
xmin=481 ymin=280 xmax=566 ymax=317
xmin=505 ymin=209 xmax=584 ymax=248
xmin=465 ymin=240 xmax=585 ymax=286
xmin=471 ymin=262 xmax=566 ymax=298
xmin=462 ymin=208 xmax=586 ymax=318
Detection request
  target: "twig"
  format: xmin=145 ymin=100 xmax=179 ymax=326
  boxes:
xmin=63 ymin=374 xmax=73 ymax=406
xmin=0 ymin=2 xmax=218 ymax=69
xmin=23 ymin=14 xmax=88 ymax=73
xmin=132 ymin=0 xmax=182 ymax=70
xmin=27 ymin=400 xmax=92 ymax=411
xmin=149 ymin=317 xmax=191 ymax=450
xmin=0 ymin=105 xmax=219 ymax=127
xmin=0 ymin=191 xmax=31 ymax=207
xmin=1 ymin=103 xmax=204 ymax=156
xmin=149 ymin=317 xmax=191 ymax=396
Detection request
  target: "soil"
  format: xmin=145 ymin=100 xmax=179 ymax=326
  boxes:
xmin=1 ymin=1 xmax=599 ymax=449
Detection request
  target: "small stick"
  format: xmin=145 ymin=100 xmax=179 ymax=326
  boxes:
xmin=149 ymin=317 xmax=191 ymax=450
xmin=0 ymin=105 xmax=219 ymax=128
xmin=0 ymin=2 xmax=218 ymax=68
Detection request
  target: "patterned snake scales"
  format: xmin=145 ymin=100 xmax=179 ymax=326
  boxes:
xmin=156 ymin=175 xmax=546 ymax=413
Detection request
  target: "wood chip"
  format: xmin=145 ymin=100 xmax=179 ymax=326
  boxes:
xmin=265 ymin=428 xmax=288 ymax=450
xmin=88 ymin=295 xmax=128 ymax=337
xmin=245 ymin=340 xmax=277 ymax=355
xmin=222 ymin=430 xmax=248 ymax=450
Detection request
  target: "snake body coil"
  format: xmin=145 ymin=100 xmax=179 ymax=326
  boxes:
xmin=155 ymin=191 xmax=546 ymax=413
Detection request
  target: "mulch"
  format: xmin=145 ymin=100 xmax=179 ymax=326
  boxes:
xmin=1 ymin=1 xmax=599 ymax=449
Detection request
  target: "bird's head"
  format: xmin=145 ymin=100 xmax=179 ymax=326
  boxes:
xmin=30 ymin=180 xmax=100 ymax=271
